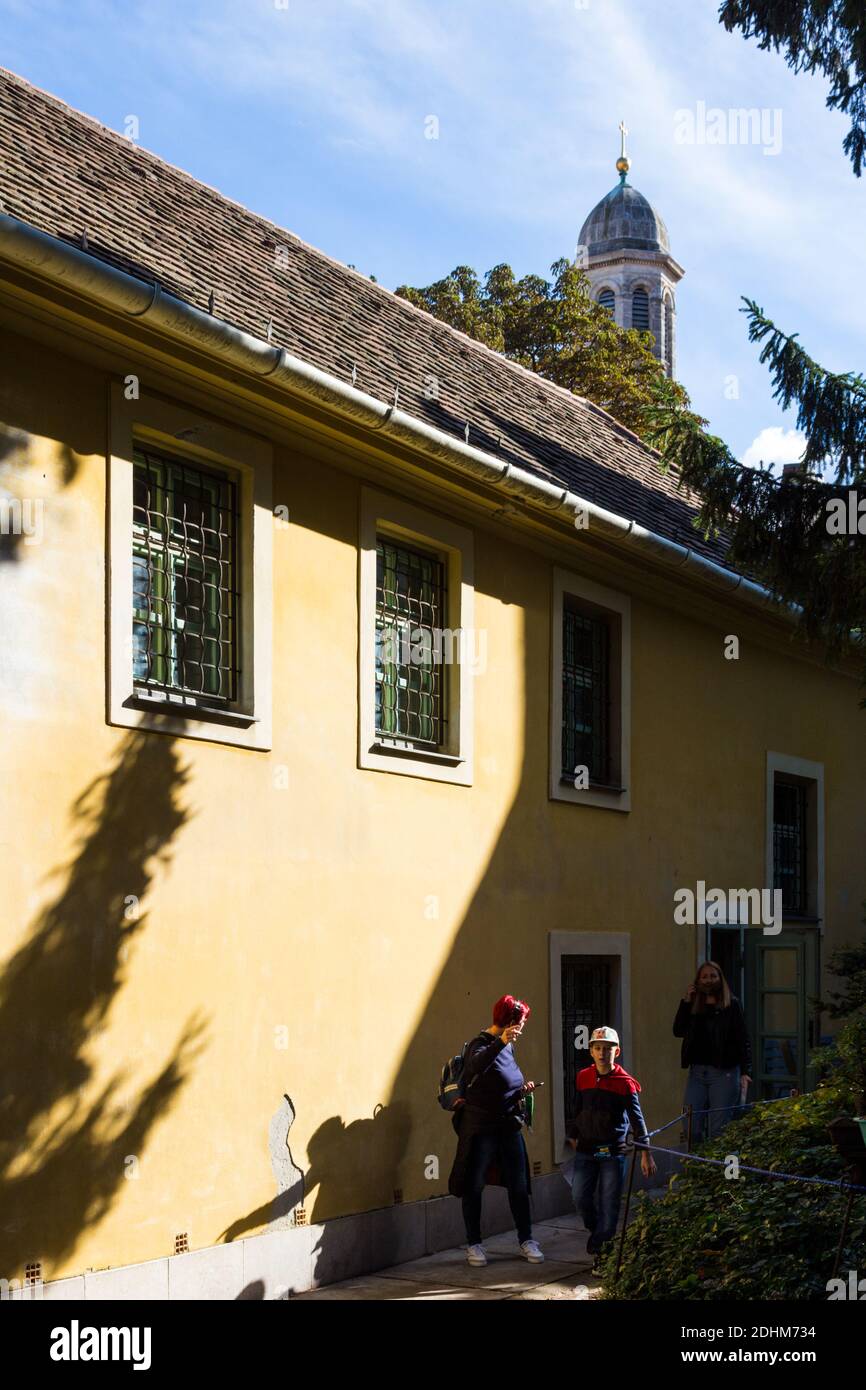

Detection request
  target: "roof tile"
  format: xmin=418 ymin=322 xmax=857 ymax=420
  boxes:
xmin=0 ymin=65 xmax=729 ymax=568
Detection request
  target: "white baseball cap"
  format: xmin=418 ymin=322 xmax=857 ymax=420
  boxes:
xmin=589 ymin=1026 xmax=620 ymax=1047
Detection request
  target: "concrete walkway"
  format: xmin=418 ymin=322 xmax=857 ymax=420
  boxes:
xmin=291 ymin=1212 xmax=603 ymax=1300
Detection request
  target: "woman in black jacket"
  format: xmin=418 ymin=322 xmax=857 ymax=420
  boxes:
xmin=673 ymin=962 xmax=752 ymax=1141
xmin=447 ymin=994 xmax=543 ymax=1267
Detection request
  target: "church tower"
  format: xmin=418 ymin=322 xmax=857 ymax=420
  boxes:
xmin=578 ymin=124 xmax=684 ymax=378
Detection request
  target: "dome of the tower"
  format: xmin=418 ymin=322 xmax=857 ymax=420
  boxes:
xmin=579 ymin=178 xmax=670 ymax=255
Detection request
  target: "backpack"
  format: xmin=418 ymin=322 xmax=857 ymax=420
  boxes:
xmin=437 ymin=1033 xmax=488 ymax=1112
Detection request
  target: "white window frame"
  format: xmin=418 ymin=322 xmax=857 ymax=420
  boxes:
xmin=108 ymin=383 xmax=273 ymax=750
xmin=358 ymin=488 xmax=474 ymax=785
xmin=765 ymin=751 xmax=825 ymax=930
xmin=550 ymin=567 xmax=631 ymax=812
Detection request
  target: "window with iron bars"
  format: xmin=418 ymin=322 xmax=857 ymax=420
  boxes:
xmin=773 ymin=779 xmax=807 ymax=915
xmin=561 ymin=601 xmax=611 ymax=785
xmin=132 ymin=447 xmax=240 ymax=703
xmin=375 ymin=536 xmax=447 ymax=749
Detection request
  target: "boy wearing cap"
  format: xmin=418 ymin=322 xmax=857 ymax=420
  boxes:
xmin=565 ymin=1026 xmax=656 ymax=1270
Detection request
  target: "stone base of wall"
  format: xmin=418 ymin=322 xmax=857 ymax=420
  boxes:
xmin=11 ymin=1173 xmax=574 ymax=1300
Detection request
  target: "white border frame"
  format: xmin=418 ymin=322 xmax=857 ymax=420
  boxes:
xmin=358 ymin=488 xmax=474 ymax=785
xmin=108 ymin=383 xmax=273 ymax=750
xmin=549 ymin=931 xmax=632 ymax=1157
xmin=550 ymin=567 xmax=631 ymax=812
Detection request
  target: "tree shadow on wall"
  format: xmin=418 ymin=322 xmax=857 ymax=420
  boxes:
xmin=0 ymin=421 xmax=81 ymax=564
xmin=0 ymin=732 xmax=208 ymax=1279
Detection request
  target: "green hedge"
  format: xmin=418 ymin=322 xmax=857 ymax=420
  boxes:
xmin=600 ymin=1077 xmax=866 ymax=1301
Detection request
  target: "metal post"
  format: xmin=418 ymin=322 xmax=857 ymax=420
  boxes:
xmin=686 ymin=1103 xmax=693 ymax=1153
xmin=615 ymin=1144 xmax=639 ymax=1277
xmin=831 ymin=1188 xmax=856 ymax=1281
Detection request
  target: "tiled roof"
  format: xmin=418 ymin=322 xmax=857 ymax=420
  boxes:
xmin=0 ymin=66 xmax=729 ymax=568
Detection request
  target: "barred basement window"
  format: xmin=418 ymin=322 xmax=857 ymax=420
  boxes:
xmin=773 ymin=779 xmax=807 ymax=915
xmin=561 ymin=601 xmax=611 ymax=785
xmin=132 ymin=447 xmax=240 ymax=704
xmin=632 ymin=287 xmax=649 ymax=332
xmin=597 ymin=288 xmax=615 ymax=316
xmin=375 ymin=536 xmax=447 ymax=749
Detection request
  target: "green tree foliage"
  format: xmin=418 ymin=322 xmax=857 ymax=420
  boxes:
xmin=645 ymin=301 xmax=866 ymax=682
xmin=680 ymin=3 xmax=866 ymax=692
xmin=604 ymin=937 xmax=866 ymax=1299
xmin=812 ymin=923 xmax=866 ymax=1110
xmin=815 ymin=925 xmax=866 ymax=1019
xmin=398 ymin=264 xmax=864 ymax=690
xmin=395 ymin=260 xmax=688 ymax=441
xmin=601 ymin=1084 xmax=865 ymax=1299
xmin=719 ymin=0 xmax=866 ymax=176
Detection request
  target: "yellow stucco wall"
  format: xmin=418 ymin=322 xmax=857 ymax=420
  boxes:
xmin=1 ymin=323 xmax=864 ymax=1281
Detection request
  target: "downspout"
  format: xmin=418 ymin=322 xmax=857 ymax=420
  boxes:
xmin=0 ymin=212 xmax=784 ymax=620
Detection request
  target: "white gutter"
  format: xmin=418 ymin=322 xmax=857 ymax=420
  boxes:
xmin=0 ymin=212 xmax=782 ymax=617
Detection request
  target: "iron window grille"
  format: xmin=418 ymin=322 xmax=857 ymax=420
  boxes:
xmin=375 ymin=536 xmax=447 ymax=749
xmin=561 ymin=601 xmax=611 ymax=785
xmin=132 ymin=446 xmax=240 ymax=704
xmin=773 ymin=779 xmax=807 ymax=915
xmin=561 ymin=957 xmax=612 ymax=1126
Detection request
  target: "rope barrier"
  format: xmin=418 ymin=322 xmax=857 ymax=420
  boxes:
xmin=646 ymin=1110 xmax=688 ymax=1137
xmin=644 ymin=1093 xmax=794 ymax=1138
xmin=644 ymin=1141 xmax=866 ymax=1194
xmin=687 ymin=1093 xmax=797 ymax=1118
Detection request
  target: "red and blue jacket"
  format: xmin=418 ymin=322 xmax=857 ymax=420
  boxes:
xmin=566 ymin=1063 xmax=649 ymax=1156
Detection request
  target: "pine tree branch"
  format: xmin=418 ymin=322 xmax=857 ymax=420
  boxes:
xmin=719 ymin=0 xmax=866 ymax=176
xmin=645 ymin=398 xmax=866 ymax=680
xmin=740 ymin=299 xmax=866 ymax=480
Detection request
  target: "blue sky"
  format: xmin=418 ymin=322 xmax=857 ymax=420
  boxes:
xmin=2 ymin=0 xmax=863 ymax=467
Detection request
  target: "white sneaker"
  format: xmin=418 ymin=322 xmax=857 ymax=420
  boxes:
xmin=520 ymin=1239 xmax=545 ymax=1263
xmin=466 ymin=1243 xmax=488 ymax=1266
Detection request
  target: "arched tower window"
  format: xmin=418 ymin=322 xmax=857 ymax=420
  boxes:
xmin=664 ymin=295 xmax=674 ymax=375
xmin=597 ymin=288 xmax=615 ymax=316
xmin=631 ymin=287 xmax=649 ymax=333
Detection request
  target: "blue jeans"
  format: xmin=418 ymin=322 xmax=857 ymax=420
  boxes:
xmin=684 ymin=1064 xmax=740 ymax=1141
xmin=570 ymin=1152 xmax=626 ymax=1251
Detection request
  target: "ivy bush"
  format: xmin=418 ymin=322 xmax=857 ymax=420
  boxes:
xmin=601 ymin=1016 xmax=866 ymax=1301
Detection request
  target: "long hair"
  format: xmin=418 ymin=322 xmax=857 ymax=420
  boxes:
xmin=492 ymin=994 xmax=531 ymax=1027
xmin=691 ymin=961 xmax=731 ymax=1012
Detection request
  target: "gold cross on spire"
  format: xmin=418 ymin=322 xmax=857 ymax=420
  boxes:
xmin=616 ymin=120 xmax=631 ymax=179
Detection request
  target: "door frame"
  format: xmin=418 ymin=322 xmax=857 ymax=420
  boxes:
xmin=745 ymin=927 xmax=821 ymax=1098
xmin=549 ymin=931 xmax=631 ymax=1158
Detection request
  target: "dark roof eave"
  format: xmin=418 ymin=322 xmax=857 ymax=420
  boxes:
xmin=0 ymin=209 xmax=792 ymax=629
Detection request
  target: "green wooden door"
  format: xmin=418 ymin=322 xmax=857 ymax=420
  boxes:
xmin=744 ymin=929 xmax=819 ymax=1099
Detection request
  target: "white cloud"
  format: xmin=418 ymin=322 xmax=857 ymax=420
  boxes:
xmin=742 ymin=426 xmax=807 ymax=471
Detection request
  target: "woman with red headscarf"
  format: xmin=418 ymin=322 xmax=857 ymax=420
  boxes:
xmin=447 ymin=994 xmax=544 ymax=1266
